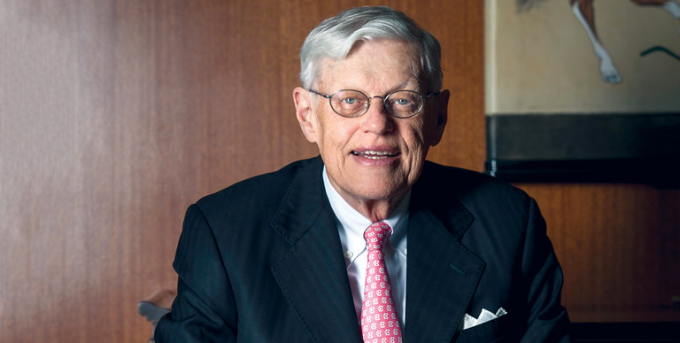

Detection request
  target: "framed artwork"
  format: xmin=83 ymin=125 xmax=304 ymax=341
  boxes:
xmin=485 ymin=0 xmax=680 ymax=186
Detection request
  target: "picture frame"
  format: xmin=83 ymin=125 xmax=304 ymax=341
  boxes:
xmin=484 ymin=0 xmax=680 ymax=186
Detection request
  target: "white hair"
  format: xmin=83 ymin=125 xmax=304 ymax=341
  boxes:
xmin=299 ymin=6 xmax=443 ymax=92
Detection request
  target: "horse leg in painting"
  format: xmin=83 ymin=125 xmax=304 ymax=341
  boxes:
xmin=570 ymin=0 xmax=623 ymax=83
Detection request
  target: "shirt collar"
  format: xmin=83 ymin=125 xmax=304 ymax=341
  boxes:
xmin=322 ymin=166 xmax=409 ymax=254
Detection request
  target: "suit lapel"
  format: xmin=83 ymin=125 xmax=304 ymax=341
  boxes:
xmin=404 ymin=175 xmax=485 ymax=343
xmin=268 ymin=158 xmax=484 ymax=343
xmin=270 ymin=158 xmax=363 ymax=343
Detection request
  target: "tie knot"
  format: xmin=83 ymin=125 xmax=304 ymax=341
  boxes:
xmin=364 ymin=222 xmax=392 ymax=251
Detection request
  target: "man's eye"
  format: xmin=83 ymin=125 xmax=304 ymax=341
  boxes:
xmin=390 ymin=97 xmax=413 ymax=107
xmin=342 ymin=98 xmax=358 ymax=105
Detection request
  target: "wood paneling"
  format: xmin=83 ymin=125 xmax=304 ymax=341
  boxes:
xmin=1 ymin=0 xmax=678 ymax=342
xmin=0 ymin=1 xmax=483 ymax=342
xmin=518 ymin=183 xmax=680 ymax=322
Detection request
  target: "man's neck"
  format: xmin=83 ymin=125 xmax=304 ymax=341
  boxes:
xmin=322 ymin=167 xmax=409 ymax=222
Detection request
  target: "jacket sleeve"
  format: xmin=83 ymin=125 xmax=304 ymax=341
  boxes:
xmin=154 ymin=205 xmax=237 ymax=343
xmin=520 ymin=198 xmax=571 ymax=342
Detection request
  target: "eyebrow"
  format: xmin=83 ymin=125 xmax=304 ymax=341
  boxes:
xmin=342 ymin=80 xmax=422 ymax=96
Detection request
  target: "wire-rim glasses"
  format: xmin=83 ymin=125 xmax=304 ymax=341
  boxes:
xmin=308 ymin=89 xmax=438 ymax=118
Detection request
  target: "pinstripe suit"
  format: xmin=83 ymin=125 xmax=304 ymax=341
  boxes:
xmin=155 ymin=156 xmax=570 ymax=342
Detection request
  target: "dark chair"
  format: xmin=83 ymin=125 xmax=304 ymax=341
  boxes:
xmin=138 ymin=289 xmax=176 ymax=343
xmin=572 ymin=322 xmax=680 ymax=342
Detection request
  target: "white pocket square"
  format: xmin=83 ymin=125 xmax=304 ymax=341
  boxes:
xmin=461 ymin=307 xmax=507 ymax=330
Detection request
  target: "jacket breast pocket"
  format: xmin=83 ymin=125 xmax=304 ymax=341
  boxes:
xmin=453 ymin=311 xmax=521 ymax=343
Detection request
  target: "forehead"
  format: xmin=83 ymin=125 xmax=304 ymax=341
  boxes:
xmin=317 ymin=40 xmax=422 ymax=91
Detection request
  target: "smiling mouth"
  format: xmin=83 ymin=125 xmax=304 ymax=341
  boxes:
xmin=351 ymin=150 xmax=400 ymax=160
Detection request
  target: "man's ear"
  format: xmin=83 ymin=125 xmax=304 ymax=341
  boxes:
xmin=430 ymin=89 xmax=449 ymax=146
xmin=293 ymin=87 xmax=318 ymax=144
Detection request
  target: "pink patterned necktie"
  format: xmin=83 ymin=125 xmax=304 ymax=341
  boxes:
xmin=361 ymin=222 xmax=403 ymax=343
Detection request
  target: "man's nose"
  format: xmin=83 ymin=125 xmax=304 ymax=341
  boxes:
xmin=360 ymin=97 xmax=395 ymax=134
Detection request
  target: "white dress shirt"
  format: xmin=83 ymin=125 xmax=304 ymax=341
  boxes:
xmin=322 ymin=167 xmax=409 ymax=326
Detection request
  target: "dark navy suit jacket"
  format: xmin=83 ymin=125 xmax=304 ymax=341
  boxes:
xmin=155 ymin=157 xmax=570 ymax=342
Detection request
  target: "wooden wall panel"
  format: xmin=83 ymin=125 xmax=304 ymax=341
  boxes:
xmin=0 ymin=1 xmax=484 ymax=342
xmin=2 ymin=0 xmax=678 ymax=342
xmin=518 ymin=183 xmax=680 ymax=322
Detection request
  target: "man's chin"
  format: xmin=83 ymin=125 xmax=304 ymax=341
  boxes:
xmin=351 ymin=184 xmax=409 ymax=203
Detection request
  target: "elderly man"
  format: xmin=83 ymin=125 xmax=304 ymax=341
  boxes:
xmin=155 ymin=6 xmax=570 ymax=343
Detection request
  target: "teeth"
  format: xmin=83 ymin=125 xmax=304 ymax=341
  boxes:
xmin=363 ymin=151 xmax=392 ymax=156
xmin=353 ymin=150 xmax=397 ymax=159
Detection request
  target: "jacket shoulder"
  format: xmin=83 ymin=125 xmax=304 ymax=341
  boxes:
xmin=420 ymin=161 xmax=529 ymax=203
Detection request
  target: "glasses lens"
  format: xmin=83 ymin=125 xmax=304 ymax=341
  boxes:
xmin=330 ymin=90 xmax=368 ymax=117
xmin=385 ymin=91 xmax=423 ymax=118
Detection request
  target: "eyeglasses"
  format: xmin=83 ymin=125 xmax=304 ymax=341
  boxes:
xmin=308 ymin=89 xmax=438 ymax=118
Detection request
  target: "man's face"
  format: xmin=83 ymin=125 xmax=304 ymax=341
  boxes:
xmin=294 ymin=39 xmax=448 ymax=210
